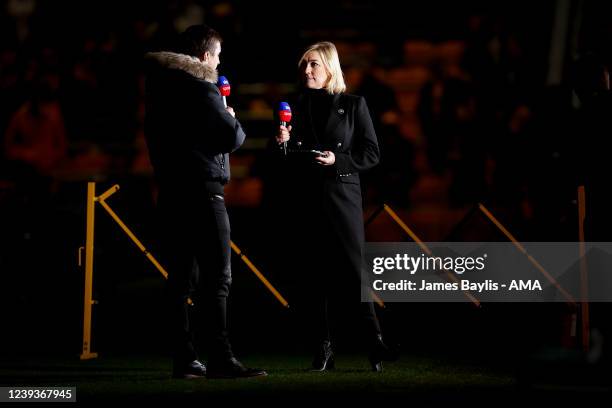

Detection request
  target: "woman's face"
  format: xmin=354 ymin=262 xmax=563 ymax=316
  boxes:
xmin=302 ymin=51 xmax=329 ymax=89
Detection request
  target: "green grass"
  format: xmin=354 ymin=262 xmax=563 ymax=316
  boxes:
xmin=0 ymin=353 xmax=517 ymax=402
xmin=3 ymin=351 xmax=608 ymax=402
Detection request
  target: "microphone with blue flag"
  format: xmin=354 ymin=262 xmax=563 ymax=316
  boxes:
xmin=217 ymin=76 xmax=231 ymax=108
xmin=278 ymin=102 xmax=292 ymax=155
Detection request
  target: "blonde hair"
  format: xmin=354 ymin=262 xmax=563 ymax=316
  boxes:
xmin=298 ymin=41 xmax=346 ymax=94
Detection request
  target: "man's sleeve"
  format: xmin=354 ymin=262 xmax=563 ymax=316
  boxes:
xmin=195 ymin=81 xmax=246 ymax=153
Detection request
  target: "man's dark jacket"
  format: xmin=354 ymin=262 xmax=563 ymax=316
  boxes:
xmin=144 ymin=51 xmax=245 ymax=187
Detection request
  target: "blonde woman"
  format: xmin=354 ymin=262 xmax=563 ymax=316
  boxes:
xmin=274 ymin=42 xmax=398 ymax=372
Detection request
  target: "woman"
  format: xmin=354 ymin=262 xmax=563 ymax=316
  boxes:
xmin=274 ymin=41 xmax=397 ymax=372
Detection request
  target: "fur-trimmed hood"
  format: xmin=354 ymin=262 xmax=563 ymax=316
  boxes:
xmin=145 ymin=51 xmax=218 ymax=83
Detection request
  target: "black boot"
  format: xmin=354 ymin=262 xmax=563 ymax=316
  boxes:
xmin=311 ymin=340 xmax=335 ymax=371
xmin=368 ymin=335 xmax=399 ymax=372
xmin=206 ymin=357 xmax=267 ymax=379
xmin=172 ymin=359 xmax=207 ymax=379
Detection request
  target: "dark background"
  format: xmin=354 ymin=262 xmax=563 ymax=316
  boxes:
xmin=0 ymin=0 xmax=611 ymax=367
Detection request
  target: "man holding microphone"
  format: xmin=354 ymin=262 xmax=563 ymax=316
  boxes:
xmin=145 ymin=24 xmax=266 ymax=379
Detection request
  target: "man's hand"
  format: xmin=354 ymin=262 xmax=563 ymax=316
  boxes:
xmin=226 ymin=106 xmax=235 ymax=118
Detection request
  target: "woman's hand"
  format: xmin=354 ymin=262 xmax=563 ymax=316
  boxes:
xmin=276 ymin=125 xmax=292 ymax=144
xmin=315 ymin=151 xmax=335 ymax=165
xmin=226 ymin=106 xmax=236 ymax=118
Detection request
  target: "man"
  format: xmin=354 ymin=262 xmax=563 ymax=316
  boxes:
xmin=144 ymin=24 xmax=266 ymax=379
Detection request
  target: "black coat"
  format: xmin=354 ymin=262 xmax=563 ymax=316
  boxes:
xmin=279 ymin=92 xmax=380 ymax=282
xmin=144 ymin=52 xmax=246 ymax=187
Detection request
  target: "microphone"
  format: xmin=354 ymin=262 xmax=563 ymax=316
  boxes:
xmin=278 ymin=101 xmax=292 ymax=155
xmin=217 ymin=76 xmax=231 ymax=108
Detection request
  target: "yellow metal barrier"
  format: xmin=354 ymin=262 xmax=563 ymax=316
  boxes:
xmin=230 ymin=242 xmax=289 ymax=308
xmin=366 ymin=199 xmax=588 ymax=349
xmin=79 ymin=182 xmax=289 ymax=360
xmin=477 ymin=203 xmax=576 ymax=307
xmin=366 ymin=204 xmax=481 ymax=307
xmin=80 ymin=182 xmax=98 ymax=360
xmin=95 ymin=185 xmax=169 ymax=279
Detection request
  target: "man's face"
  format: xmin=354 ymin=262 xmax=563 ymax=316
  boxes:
xmin=203 ymin=41 xmax=221 ymax=70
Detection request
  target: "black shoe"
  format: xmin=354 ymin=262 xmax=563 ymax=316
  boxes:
xmin=172 ymin=359 xmax=207 ymax=379
xmin=368 ymin=335 xmax=400 ymax=372
xmin=311 ymin=340 xmax=335 ymax=371
xmin=206 ymin=357 xmax=267 ymax=379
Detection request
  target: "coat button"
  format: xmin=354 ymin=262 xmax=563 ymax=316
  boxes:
xmin=297 ymin=141 xmax=302 ymax=147
xmin=337 ymin=142 xmax=342 ymax=148
xmin=338 ymin=108 xmax=345 ymax=114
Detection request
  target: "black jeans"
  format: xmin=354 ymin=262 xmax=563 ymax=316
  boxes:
xmin=157 ymin=185 xmax=233 ymax=364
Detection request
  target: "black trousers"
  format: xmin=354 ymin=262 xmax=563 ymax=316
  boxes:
xmin=157 ymin=184 xmax=233 ymax=364
xmin=294 ymin=215 xmax=381 ymax=349
xmin=305 ymin=266 xmax=381 ymax=348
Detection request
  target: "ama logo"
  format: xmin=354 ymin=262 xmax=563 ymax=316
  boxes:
xmin=509 ymin=280 xmax=542 ymax=291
